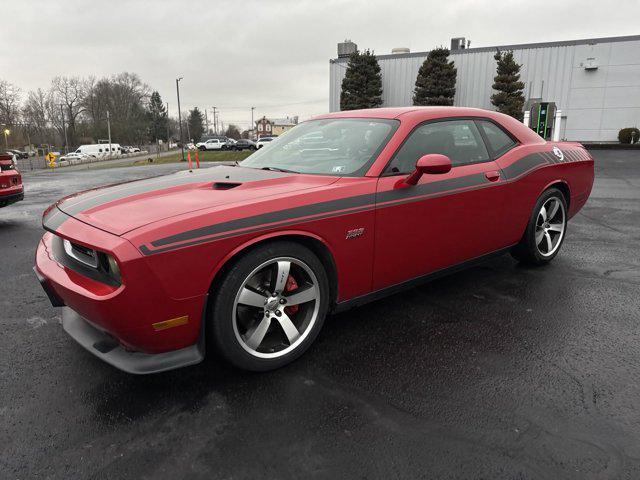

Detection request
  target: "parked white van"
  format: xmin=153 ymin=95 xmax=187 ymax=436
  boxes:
xmin=74 ymin=144 xmax=121 ymax=158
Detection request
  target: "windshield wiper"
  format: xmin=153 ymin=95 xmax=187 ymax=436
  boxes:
xmin=261 ymin=166 xmax=299 ymax=174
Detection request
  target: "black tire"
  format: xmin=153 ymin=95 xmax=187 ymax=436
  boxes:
xmin=511 ymin=187 xmax=568 ymax=265
xmin=198 ymin=146 xmax=206 ymax=151
xmin=210 ymin=241 xmax=330 ymax=371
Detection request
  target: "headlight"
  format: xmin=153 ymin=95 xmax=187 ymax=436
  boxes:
xmin=104 ymin=254 xmax=121 ymax=284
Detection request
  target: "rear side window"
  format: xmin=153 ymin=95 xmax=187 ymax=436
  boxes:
xmin=477 ymin=120 xmax=516 ymax=157
xmin=386 ymin=119 xmax=489 ymax=173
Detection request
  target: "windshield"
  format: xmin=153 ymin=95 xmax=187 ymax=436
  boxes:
xmin=240 ymin=118 xmax=398 ymax=175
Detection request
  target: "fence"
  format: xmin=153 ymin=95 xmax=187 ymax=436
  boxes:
xmin=14 ymin=143 xmax=170 ymax=171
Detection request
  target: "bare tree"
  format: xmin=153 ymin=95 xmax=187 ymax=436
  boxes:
xmin=0 ymin=79 xmax=21 ymax=126
xmin=50 ymin=76 xmax=86 ymax=147
xmin=22 ymin=88 xmax=58 ymax=145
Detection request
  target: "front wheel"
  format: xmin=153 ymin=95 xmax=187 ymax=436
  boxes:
xmin=210 ymin=241 xmax=329 ymax=371
xmin=511 ymin=188 xmax=568 ymax=265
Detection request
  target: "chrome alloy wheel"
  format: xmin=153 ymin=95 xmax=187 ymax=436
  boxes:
xmin=232 ymin=257 xmax=321 ymax=359
xmin=535 ymin=196 xmax=566 ymax=257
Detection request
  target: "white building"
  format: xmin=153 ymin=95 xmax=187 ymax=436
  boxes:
xmin=329 ymin=34 xmax=640 ymax=142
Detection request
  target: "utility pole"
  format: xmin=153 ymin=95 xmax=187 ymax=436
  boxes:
xmin=251 ymin=106 xmax=255 ymax=140
xmin=176 ymin=77 xmax=185 ymax=162
xmin=204 ymin=109 xmax=209 ymax=134
xmin=212 ymin=107 xmax=217 ymax=135
xmin=166 ymin=102 xmax=170 ymax=149
xmin=60 ymin=104 xmax=69 ymax=154
xmin=106 ymin=110 xmax=112 ymax=158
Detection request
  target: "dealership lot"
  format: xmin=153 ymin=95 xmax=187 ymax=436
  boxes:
xmin=1 ymin=151 xmax=639 ymax=479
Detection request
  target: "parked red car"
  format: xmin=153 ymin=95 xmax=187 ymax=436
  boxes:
xmin=0 ymin=153 xmax=24 ymax=208
xmin=34 ymin=107 xmax=594 ymax=374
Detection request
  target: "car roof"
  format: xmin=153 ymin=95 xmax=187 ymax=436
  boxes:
xmin=313 ymin=106 xmax=515 ymax=120
xmin=313 ymin=106 xmax=543 ymax=145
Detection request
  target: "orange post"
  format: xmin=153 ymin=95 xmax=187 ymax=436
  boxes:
xmin=187 ymin=150 xmax=192 ymax=171
xmin=195 ymin=149 xmax=200 ymax=168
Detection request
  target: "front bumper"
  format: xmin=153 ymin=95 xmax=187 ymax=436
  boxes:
xmin=62 ymin=307 xmax=204 ymax=374
xmin=0 ymin=190 xmax=24 ymax=207
xmin=35 ymin=218 xmax=208 ymax=373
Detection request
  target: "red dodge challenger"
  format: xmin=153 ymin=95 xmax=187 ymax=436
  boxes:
xmin=0 ymin=153 xmax=24 ymax=208
xmin=34 ymin=107 xmax=594 ymax=374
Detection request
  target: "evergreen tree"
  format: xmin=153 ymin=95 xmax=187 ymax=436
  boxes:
xmin=340 ymin=49 xmax=383 ymax=110
xmin=148 ymin=91 xmax=168 ymax=141
xmin=491 ymin=50 xmax=525 ymax=120
xmin=187 ymin=107 xmax=205 ymax=142
xmin=413 ymin=47 xmax=457 ymax=106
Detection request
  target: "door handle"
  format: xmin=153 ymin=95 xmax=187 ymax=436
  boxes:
xmin=485 ymin=170 xmax=501 ymax=182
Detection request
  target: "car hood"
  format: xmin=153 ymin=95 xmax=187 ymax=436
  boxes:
xmin=55 ymin=165 xmax=339 ymax=236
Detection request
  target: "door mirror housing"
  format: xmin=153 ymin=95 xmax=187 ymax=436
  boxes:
xmin=404 ymin=154 xmax=452 ymax=186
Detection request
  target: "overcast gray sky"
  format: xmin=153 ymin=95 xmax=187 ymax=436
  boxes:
xmin=1 ymin=0 xmax=638 ymax=130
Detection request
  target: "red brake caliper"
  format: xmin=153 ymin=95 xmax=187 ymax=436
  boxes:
xmin=284 ymin=275 xmax=299 ymax=315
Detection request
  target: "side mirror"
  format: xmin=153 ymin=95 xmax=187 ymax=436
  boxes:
xmin=403 ymin=154 xmax=452 ymax=186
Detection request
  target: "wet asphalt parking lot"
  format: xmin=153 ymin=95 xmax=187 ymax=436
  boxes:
xmin=1 ymin=151 xmax=639 ymax=479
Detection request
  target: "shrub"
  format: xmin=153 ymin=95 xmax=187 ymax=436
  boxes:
xmin=618 ymin=127 xmax=640 ymax=144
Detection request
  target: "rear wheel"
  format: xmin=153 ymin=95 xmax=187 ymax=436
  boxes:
xmin=511 ymin=188 xmax=567 ymax=265
xmin=210 ymin=241 xmax=329 ymax=371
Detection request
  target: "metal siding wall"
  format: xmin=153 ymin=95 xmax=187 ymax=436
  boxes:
xmin=328 ymin=38 xmax=640 ymax=141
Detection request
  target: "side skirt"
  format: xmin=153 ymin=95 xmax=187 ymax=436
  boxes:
xmin=332 ymin=245 xmax=515 ymax=314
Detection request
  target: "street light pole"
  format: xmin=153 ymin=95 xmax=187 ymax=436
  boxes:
xmin=251 ymin=107 xmax=255 ymax=140
xmin=212 ymin=106 xmax=217 ymax=135
xmin=176 ymin=77 xmax=185 ymax=162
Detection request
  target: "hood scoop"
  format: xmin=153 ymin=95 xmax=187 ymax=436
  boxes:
xmin=212 ymin=182 xmax=242 ymax=190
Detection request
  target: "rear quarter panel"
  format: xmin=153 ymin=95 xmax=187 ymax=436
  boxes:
xmin=496 ymin=142 xmax=594 ymax=245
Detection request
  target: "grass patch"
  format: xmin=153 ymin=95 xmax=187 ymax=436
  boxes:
xmin=132 ymin=150 xmax=253 ymax=166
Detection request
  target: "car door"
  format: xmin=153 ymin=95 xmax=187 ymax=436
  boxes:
xmin=372 ymin=118 xmax=509 ymax=291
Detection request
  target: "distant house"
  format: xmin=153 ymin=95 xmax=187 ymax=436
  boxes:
xmin=272 ymin=116 xmax=299 ymax=136
xmin=255 ymin=115 xmax=299 ymax=138
xmin=255 ymin=117 xmax=274 ymax=138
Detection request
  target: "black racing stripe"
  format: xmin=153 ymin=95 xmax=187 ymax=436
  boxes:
xmin=142 ymin=152 xmax=557 ymax=255
xmin=59 ymin=166 xmax=289 ymax=216
xmin=377 ymin=172 xmax=487 ymax=204
xmin=544 ymin=151 xmax=559 ymax=163
xmin=143 ymin=173 xmax=491 ymax=254
xmin=141 ymin=204 xmax=377 ymax=255
xmin=502 ymin=153 xmax=548 ymax=179
xmin=42 ymin=207 xmax=70 ymax=232
xmin=151 ymin=192 xmax=377 ymax=247
xmin=148 ymin=172 xmax=491 ymax=252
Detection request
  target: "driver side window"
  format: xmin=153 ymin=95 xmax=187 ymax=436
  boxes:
xmin=386 ymin=119 xmax=490 ymax=174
